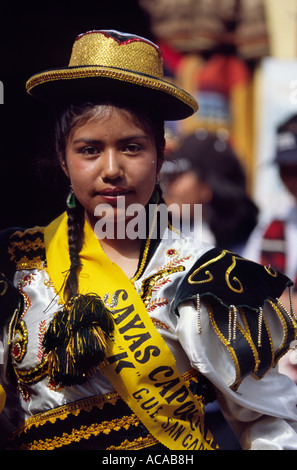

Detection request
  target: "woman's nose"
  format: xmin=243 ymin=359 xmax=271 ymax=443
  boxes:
xmin=100 ymin=149 xmax=124 ymax=181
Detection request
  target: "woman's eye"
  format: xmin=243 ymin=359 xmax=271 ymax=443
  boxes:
xmin=80 ymin=146 xmax=100 ymax=156
xmin=124 ymin=143 xmax=141 ymax=154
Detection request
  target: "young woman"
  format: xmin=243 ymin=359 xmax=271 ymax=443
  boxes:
xmin=0 ymin=30 xmax=297 ymax=451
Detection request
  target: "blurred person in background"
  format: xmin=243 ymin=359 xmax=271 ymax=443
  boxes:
xmin=161 ymin=130 xmax=259 ymax=450
xmin=161 ymin=130 xmax=259 ymax=254
xmin=243 ymin=114 xmax=297 ymax=383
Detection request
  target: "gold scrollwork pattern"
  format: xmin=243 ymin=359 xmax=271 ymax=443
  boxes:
xmin=225 ymin=256 xmax=244 ymax=294
xmin=264 ymin=265 xmax=278 ymax=277
xmin=188 ymin=251 xmax=226 ymax=286
xmin=188 ymin=250 xmax=261 ymax=294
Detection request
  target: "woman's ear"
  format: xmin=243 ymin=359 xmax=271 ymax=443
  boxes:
xmin=58 ymin=152 xmax=70 ymax=178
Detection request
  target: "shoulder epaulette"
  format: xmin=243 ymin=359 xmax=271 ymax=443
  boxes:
xmin=0 ymin=227 xmax=45 ymax=329
xmin=174 ymin=247 xmax=297 ymax=390
xmin=8 ymin=227 xmax=46 ymax=271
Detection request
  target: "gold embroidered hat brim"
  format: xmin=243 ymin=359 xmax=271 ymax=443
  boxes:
xmin=25 ymin=30 xmax=198 ymax=120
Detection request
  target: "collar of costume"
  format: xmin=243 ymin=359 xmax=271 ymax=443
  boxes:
xmin=44 ymin=212 xmax=218 ymax=451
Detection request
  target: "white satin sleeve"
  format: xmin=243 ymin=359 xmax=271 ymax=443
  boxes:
xmin=176 ymin=300 xmax=297 ymax=450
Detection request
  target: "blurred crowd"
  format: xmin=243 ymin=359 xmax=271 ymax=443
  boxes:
xmin=159 ymin=117 xmax=297 ymax=449
xmin=160 ymin=118 xmax=297 ymax=385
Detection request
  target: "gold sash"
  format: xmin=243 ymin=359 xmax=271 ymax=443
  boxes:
xmin=44 ymin=213 xmax=218 ymax=451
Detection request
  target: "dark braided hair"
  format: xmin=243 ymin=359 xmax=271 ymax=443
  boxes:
xmin=64 ymin=200 xmax=85 ymax=301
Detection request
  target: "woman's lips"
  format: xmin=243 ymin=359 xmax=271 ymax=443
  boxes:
xmin=97 ymin=189 xmax=131 ymax=204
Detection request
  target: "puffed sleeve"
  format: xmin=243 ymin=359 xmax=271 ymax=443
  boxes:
xmin=176 ymin=300 xmax=297 ymax=450
xmin=173 ymin=247 xmax=297 ymax=449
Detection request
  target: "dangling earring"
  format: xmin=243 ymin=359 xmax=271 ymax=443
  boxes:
xmin=66 ymin=186 xmax=76 ymax=209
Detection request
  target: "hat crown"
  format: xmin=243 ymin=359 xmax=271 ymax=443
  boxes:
xmin=68 ymin=30 xmax=164 ymax=78
xmin=26 ymin=29 xmax=198 ymax=120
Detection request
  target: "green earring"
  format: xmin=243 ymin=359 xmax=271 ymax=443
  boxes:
xmin=66 ymin=187 xmax=76 ymax=209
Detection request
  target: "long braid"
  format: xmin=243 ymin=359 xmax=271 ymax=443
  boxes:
xmin=44 ymin=194 xmax=114 ymax=386
xmin=63 ymin=198 xmax=85 ymax=301
xmin=44 ymin=188 xmax=115 ymax=387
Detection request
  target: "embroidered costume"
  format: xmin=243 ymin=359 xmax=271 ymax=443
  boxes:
xmin=0 ymin=211 xmax=297 ymax=450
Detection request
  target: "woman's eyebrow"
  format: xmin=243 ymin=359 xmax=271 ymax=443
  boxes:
xmin=72 ymin=138 xmax=101 ymax=145
xmin=72 ymin=135 xmax=149 ymax=145
xmin=118 ymin=135 xmax=150 ymax=143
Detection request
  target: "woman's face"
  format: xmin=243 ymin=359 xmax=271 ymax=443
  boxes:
xmin=61 ymin=107 xmax=158 ymax=230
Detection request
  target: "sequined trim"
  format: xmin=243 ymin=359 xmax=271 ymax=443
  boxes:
xmin=8 ymin=228 xmax=46 ymax=271
xmin=140 ymin=264 xmax=187 ymax=307
xmin=205 ymin=299 xmax=278 ymax=389
xmin=107 ymin=435 xmax=158 ymax=450
xmin=9 ymin=369 xmax=202 ymax=450
xmin=8 ymin=303 xmax=49 ymax=385
xmin=13 ymin=360 xmax=49 ymax=385
xmin=13 ymin=391 xmax=120 ymax=436
xmin=10 ymin=320 xmax=28 ymax=363
xmin=205 ymin=299 xmax=242 ymax=389
xmin=239 ymin=309 xmax=260 ymax=374
xmin=14 ymin=415 xmax=140 ymax=450
xmin=14 ymin=257 xmax=45 ymax=271
xmin=14 ymin=370 xmax=198 ymax=436
xmin=26 ymin=67 xmax=198 ymax=112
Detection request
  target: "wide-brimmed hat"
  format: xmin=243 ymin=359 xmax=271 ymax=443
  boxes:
xmin=26 ymin=30 xmax=198 ymax=120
